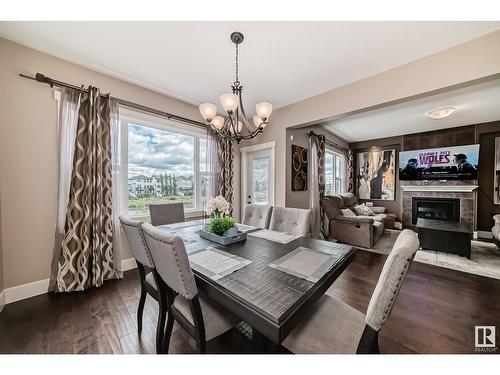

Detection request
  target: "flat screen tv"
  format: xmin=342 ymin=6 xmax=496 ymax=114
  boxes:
xmin=399 ymin=144 xmax=479 ymax=180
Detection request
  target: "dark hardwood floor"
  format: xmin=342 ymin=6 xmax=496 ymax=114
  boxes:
xmin=1 ymin=249 xmax=499 ymax=354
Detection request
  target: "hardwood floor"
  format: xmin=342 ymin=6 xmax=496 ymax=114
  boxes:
xmin=1 ymin=249 xmax=499 ymax=354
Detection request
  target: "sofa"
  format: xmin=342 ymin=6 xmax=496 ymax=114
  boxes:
xmin=493 ymin=214 xmax=500 ymax=248
xmin=321 ymin=193 xmax=388 ymax=248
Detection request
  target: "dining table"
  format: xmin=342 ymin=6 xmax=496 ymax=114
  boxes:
xmin=156 ymin=219 xmax=356 ymax=345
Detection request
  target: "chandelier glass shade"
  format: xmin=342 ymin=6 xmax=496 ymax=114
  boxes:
xmin=199 ymin=32 xmax=272 ymax=143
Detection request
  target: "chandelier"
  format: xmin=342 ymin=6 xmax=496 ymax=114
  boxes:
xmin=199 ymin=32 xmax=272 ymax=144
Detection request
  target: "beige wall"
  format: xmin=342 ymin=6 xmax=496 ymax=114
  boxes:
xmin=0 ymin=185 xmax=3 ymax=293
xmin=286 ymin=125 xmax=348 ymax=209
xmin=243 ymin=30 xmax=500 ymax=215
xmin=0 ymin=38 xmax=203 ymax=289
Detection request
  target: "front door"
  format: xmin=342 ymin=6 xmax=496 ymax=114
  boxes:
xmin=244 ymin=147 xmax=274 ymax=206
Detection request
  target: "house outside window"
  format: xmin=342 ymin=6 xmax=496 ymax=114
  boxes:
xmin=325 ymin=149 xmax=346 ymax=196
xmin=120 ymin=108 xmax=207 ymax=218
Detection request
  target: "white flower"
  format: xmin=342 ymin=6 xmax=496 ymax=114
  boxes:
xmin=205 ymin=195 xmax=231 ymax=216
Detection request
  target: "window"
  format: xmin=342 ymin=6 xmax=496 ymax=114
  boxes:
xmin=121 ymin=108 xmax=207 ymax=217
xmin=325 ymin=149 xmax=346 ymax=196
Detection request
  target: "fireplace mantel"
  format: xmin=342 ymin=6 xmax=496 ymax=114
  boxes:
xmin=400 ymin=185 xmax=478 ymax=193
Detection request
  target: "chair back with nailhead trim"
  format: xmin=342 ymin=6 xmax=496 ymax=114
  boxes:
xmin=141 ymin=222 xmax=198 ymax=300
xmin=242 ymin=204 xmax=273 ymax=228
xmin=269 ymin=206 xmax=311 ymax=236
xmin=365 ymin=229 xmax=419 ymax=332
xmin=119 ymin=215 xmax=155 ymax=269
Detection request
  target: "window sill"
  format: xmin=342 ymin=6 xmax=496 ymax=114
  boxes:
xmin=128 ymin=210 xmax=204 ymax=223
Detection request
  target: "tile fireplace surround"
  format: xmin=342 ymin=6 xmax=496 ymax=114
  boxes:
xmin=400 ymin=181 xmax=478 ymax=229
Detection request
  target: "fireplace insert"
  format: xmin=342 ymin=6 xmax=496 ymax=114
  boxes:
xmin=412 ymin=197 xmax=460 ymax=224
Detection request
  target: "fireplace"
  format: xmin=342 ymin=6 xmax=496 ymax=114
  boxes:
xmin=412 ymin=197 xmax=460 ymax=224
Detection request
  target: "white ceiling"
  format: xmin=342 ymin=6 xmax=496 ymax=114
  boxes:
xmin=321 ymin=78 xmax=500 ymax=142
xmin=1 ymin=22 xmax=500 ymax=117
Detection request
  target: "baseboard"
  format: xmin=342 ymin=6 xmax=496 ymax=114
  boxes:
xmin=0 ymin=258 xmax=138 ymax=308
xmin=0 ymin=290 xmax=6 ymax=313
xmin=477 ymin=231 xmax=493 ymax=239
xmin=121 ymin=257 xmax=137 ymax=271
xmin=4 ymin=278 xmax=50 ymax=305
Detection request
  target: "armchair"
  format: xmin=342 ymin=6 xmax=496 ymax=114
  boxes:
xmin=321 ymin=193 xmax=387 ymax=248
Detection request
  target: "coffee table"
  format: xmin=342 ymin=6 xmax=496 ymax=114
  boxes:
xmin=416 ymin=218 xmax=472 ymax=259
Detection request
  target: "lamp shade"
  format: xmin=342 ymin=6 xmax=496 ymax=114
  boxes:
xmin=253 ymin=115 xmax=264 ymax=128
xmin=199 ymin=103 xmax=217 ymax=121
xmin=212 ymin=116 xmax=224 ymax=130
xmin=220 ymin=93 xmax=239 ymax=112
xmin=230 ymin=120 xmax=243 ymax=134
xmin=256 ymin=102 xmax=273 ymax=119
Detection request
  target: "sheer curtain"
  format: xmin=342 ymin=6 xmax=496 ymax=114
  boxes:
xmin=309 ymin=134 xmax=326 ymax=240
xmin=110 ymin=100 xmax=123 ymax=278
xmin=205 ymin=129 xmax=220 ymax=201
xmin=49 ymin=89 xmax=81 ymax=291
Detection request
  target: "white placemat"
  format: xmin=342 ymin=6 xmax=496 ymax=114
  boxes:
xmin=188 ymin=247 xmax=252 ymax=281
xmin=161 ymin=219 xmax=204 ymax=230
xmin=268 ymin=246 xmax=341 ymax=283
xmin=248 ymin=229 xmax=301 ymax=244
xmin=236 ymin=223 xmax=260 ymax=233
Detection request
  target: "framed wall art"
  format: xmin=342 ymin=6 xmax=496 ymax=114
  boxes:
xmin=291 ymin=144 xmax=308 ymax=191
xmin=356 ymin=149 xmax=396 ymax=200
xmin=495 ymin=137 xmax=500 ymax=205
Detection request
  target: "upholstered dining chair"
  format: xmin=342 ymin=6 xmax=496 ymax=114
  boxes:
xmin=119 ymin=215 xmax=163 ymax=353
xmin=242 ymin=204 xmax=273 ymax=228
xmin=141 ymin=223 xmax=240 ymax=353
xmin=149 ymin=202 xmax=185 ymax=226
xmin=269 ymin=206 xmax=311 ymax=236
xmin=283 ymin=229 xmax=420 ymax=354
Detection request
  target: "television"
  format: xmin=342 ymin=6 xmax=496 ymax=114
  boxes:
xmin=399 ymin=144 xmax=479 ymax=180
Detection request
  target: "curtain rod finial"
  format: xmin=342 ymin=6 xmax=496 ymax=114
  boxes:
xmin=35 ymin=73 xmax=53 ymax=87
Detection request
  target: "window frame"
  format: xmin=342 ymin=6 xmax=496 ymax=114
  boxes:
xmin=119 ymin=107 xmax=207 ymax=220
xmin=324 ymin=148 xmax=346 ymax=196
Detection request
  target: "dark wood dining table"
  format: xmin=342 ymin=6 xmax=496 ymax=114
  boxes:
xmin=157 ymin=220 xmax=355 ymax=344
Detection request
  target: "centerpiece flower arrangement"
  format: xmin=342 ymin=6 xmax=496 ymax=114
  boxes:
xmin=205 ymin=195 xmax=237 ymax=236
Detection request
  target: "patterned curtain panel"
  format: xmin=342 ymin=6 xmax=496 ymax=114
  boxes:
xmin=309 ymin=133 xmax=326 ymax=239
xmin=217 ymin=136 xmax=234 ymax=213
xmin=347 ymin=149 xmax=354 ymax=193
xmin=56 ymin=87 xmax=118 ymax=292
xmin=317 ymin=134 xmax=326 ymax=233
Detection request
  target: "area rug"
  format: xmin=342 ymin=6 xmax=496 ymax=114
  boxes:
xmin=354 ymin=229 xmax=500 ymax=280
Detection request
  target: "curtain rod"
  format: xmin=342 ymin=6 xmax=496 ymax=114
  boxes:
xmin=308 ymin=131 xmax=348 ymax=151
xmin=19 ymin=72 xmax=207 ymax=130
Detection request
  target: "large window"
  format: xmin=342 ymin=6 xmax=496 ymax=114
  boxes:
xmin=325 ymin=149 xmax=345 ymax=196
xmin=121 ymin=109 xmax=207 ymax=217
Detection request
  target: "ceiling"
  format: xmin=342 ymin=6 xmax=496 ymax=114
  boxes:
xmin=1 ymin=22 xmax=500 ymax=118
xmin=321 ymin=78 xmax=500 ymax=142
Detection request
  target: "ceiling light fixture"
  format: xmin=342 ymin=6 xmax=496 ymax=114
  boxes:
xmin=426 ymin=106 xmax=456 ymax=120
xmin=199 ymin=32 xmax=272 ymax=143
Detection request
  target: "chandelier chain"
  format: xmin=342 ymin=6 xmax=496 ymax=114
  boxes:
xmin=235 ymin=42 xmax=239 ymax=86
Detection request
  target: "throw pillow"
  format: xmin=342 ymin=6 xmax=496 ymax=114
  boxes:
xmin=340 ymin=208 xmax=356 ymax=218
xmin=354 ymin=203 xmax=375 ymax=216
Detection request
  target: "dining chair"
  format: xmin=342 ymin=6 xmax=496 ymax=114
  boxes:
xmin=282 ymin=229 xmax=420 ymax=354
xmin=141 ymin=222 xmax=240 ymax=353
xmin=242 ymin=204 xmax=273 ymax=228
xmin=269 ymin=206 xmax=311 ymax=236
xmin=119 ymin=215 xmax=164 ymax=353
xmin=149 ymin=202 xmax=185 ymax=226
